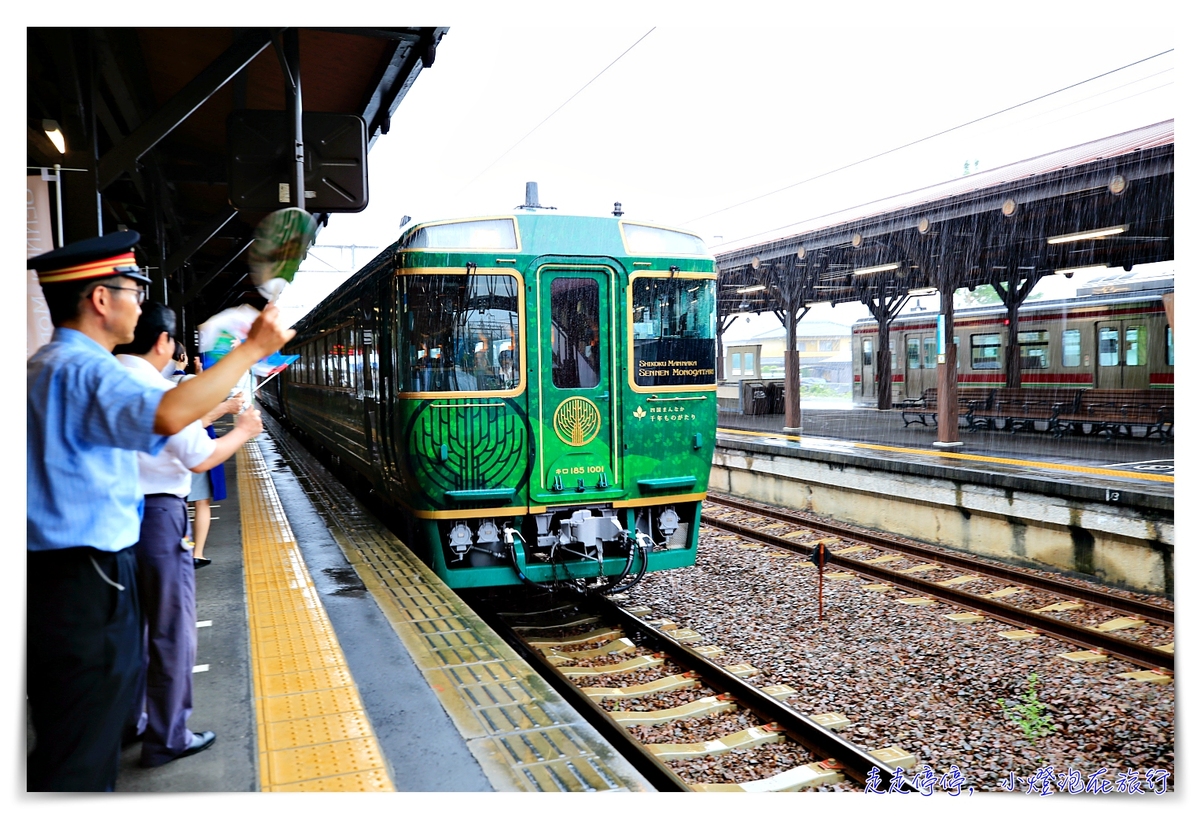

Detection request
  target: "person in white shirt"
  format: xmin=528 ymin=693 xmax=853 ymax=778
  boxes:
xmin=114 ymin=302 xmax=261 ymax=768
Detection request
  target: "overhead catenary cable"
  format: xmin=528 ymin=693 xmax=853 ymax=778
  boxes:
xmin=711 ymin=77 xmax=1174 ymax=252
xmin=684 ymin=48 xmax=1174 ymax=229
xmin=459 ymin=27 xmax=657 ymax=192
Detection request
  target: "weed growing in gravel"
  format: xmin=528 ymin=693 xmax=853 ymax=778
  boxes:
xmin=999 ymin=672 xmax=1058 ymax=741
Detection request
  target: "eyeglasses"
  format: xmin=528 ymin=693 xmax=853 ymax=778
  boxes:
xmin=102 ymin=285 xmax=147 ymax=305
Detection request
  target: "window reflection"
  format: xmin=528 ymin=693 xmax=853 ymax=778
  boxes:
xmin=399 ymin=274 xmax=521 ymax=393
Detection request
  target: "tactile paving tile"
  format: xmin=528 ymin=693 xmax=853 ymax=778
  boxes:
xmin=237 ymin=440 xmax=393 ymax=792
xmin=262 ymin=419 xmax=651 ymax=792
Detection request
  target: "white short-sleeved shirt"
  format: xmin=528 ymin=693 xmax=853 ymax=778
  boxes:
xmin=117 ymin=355 xmax=216 ymax=497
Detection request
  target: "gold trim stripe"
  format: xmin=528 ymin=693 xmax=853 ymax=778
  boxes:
xmin=37 ymin=252 xmax=139 ymax=283
xmin=237 ymin=440 xmax=394 ymax=792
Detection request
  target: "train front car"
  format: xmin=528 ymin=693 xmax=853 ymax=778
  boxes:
xmin=394 ymin=213 xmax=717 ymax=590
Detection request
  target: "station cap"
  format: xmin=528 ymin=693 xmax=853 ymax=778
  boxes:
xmin=28 ymin=231 xmax=150 ymax=286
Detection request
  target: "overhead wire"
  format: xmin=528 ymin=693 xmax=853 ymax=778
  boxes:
xmin=710 ymin=73 xmax=1175 ymax=252
xmin=457 ymin=27 xmax=657 ymax=193
xmin=685 ymin=48 xmax=1174 ymax=231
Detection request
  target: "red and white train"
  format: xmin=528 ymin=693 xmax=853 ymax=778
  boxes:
xmin=851 ymin=280 xmax=1174 ymax=407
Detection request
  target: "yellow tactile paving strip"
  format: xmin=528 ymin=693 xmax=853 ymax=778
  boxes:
xmin=261 ymin=418 xmax=650 ymax=792
xmin=237 ymin=440 xmax=394 ymax=792
xmin=716 ymin=427 xmax=1173 ymax=483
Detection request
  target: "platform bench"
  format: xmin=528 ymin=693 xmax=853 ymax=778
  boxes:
xmin=1051 ymin=389 xmax=1174 ymax=443
xmin=899 ymin=387 xmax=994 ymax=428
xmin=966 ymin=387 xmax=1081 ymax=434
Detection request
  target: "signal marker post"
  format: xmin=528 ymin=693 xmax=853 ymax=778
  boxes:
xmin=809 ymin=542 xmax=827 ymax=621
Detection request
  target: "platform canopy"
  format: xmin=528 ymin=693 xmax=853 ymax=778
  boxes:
xmin=715 ymin=120 xmax=1174 ymax=319
xmin=27 ymin=27 xmax=447 ymax=329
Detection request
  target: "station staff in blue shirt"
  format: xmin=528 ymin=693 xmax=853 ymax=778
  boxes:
xmin=26 ymin=232 xmax=294 ymax=791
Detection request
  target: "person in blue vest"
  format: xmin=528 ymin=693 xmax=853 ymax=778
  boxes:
xmin=26 ymin=232 xmax=294 ymax=791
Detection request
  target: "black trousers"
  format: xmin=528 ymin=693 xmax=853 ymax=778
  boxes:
xmin=27 ymin=546 xmax=141 ymax=792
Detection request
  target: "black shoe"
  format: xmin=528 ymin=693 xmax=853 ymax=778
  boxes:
xmin=139 ymin=731 xmax=216 ymax=767
xmin=121 ymin=727 xmax=144 ymax=748
xmin=193 ymin=557 xmax=211 ymax=569
xmin=177 ymin=730 xmax=216 ymax=759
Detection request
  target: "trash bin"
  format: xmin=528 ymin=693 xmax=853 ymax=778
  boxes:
xmin=769 ymin=381 xmax=786 ymax=414
xmin=744 ymin=382 xmax=771 ymax=415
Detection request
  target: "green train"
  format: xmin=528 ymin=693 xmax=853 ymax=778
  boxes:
xmin=261 ymin=205 xmax=718 ymax=590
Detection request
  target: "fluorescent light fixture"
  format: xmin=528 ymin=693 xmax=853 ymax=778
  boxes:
xmin=1053 ymin=264 xmax=1108 ymax=277
xmin=736 ymin=284 xmax=766 ymax=293
xmin=1046 ymin=225 xmax=1127 ymax=245
xmin=43 ymin=119 xmax=66 ymax=154
xmin=908 ymin=287 xmax=938 ymax=296
xmin=852 ymin=262 xmax=899 ymax=277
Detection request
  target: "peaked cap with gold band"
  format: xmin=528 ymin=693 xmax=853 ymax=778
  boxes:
xmin=28 ymin=231 xmax=150 ymax=286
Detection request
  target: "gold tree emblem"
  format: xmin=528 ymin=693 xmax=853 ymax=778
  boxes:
xmin=553 ymin=397 xmax=601 ymax=446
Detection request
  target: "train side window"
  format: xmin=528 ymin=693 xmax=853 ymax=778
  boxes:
xmin=954 ymin=336 xmax=960 ymax=369
xmin=1167 ymin=327 xmax=1174 ymax=366
xmin=907 ymin=338 xmax=920 ymax=370
xmin=970 ymin=334 xmax=1001 ymax=370
xmin=1062 ymin=329 xmax=1081 ymax=367
xmin=1125 ymin=326 xmax=1147 ymax=366
xmin=1098 ymin=328 xmax=1120 ymax=367
xmin=922 ymin=337 xmax=937 ymax=369
xmin=1017 ymin=330 xmax=1049 ymax=369
xmin=862 ymin=339 xmax=873 ymax=367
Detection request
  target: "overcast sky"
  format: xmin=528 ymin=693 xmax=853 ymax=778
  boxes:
xmin=274 ymin=5 xmax=1178 ymax=326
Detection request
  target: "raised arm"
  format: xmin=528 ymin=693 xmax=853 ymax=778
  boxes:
xmin=154 ymin=304 xmax=294 ymax=435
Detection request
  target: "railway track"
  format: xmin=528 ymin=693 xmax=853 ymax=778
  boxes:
xmin=470 ymin=592 xmax=922 ymax=792
xmin=702 ymin=493 xmax=1174 ymax=674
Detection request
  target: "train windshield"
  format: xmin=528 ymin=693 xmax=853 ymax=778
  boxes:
xmin=401 ymin=218 xmax=518 ymax=250
xmin=630 ymin=276 xmax=717 ymax=387
xmin=621 ymin=223 xmax=708 ymax=256
xmin=399 ymin=273 xmax=521 ymax=393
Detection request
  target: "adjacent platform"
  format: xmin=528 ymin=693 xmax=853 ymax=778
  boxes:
xmin=714 ymin=404 xmax=1173 ymax=597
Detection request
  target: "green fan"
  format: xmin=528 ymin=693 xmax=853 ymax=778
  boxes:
xmin=248 ymin=207 xmax=317 ymax=300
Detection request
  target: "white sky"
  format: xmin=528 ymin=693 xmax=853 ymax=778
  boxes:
xmin=273 ymin=4 xmax=1179 ymax=328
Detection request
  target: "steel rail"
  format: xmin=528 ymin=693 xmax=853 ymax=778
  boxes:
xmin=474 ymin=593 xmax=911 ymax=792
xmin=706 ymin=492 xmax=1174 ymax=627
xmin=702 ymin=509 xmax=1173 ymax=672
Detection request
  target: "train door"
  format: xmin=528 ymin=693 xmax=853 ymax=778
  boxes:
xmin=858 ymin=335 xmax=877 ymax=401
xmin=1095 ymin=320 xmax=1150 ymax=389
xmin=904 ymin=332 xmax=937 ymax=399
xmin=535 ymin=265 xmax=617 ymax=494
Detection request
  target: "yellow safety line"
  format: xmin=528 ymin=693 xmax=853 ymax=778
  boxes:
xmin=716 ymin=427 xmax=1174 ymax=484
xmin=237 ymin=440 xmax=395 ymax=792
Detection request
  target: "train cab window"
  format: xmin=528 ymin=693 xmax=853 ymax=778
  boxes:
xmin=730 ymin=352 xmax=742 ymax=377
xmin=862 ymin=339 xmax=873 ymax=367
xmin=398 ymin=273 xmax=522 ymax=393
xmin=631 ymin=275 xmax=717 ymax=387
xmin=551 ymin=278 xmax=600 ymax=389
xmin=1017 ymin=330 xmax=1049 ymax=369
xmin=970 ymin=334 xmax=1002 ymax=369
xmin=907 ymin=339 xmax=920 ymax=370
xmin=1062 ymin=329 xmax=1082 ymax=367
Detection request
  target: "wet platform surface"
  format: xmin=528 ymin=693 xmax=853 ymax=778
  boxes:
xmin=29 ymin=414 xmax=655 ymax=794
xmin=718 ymin=402 xmax=1173 ymax=506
